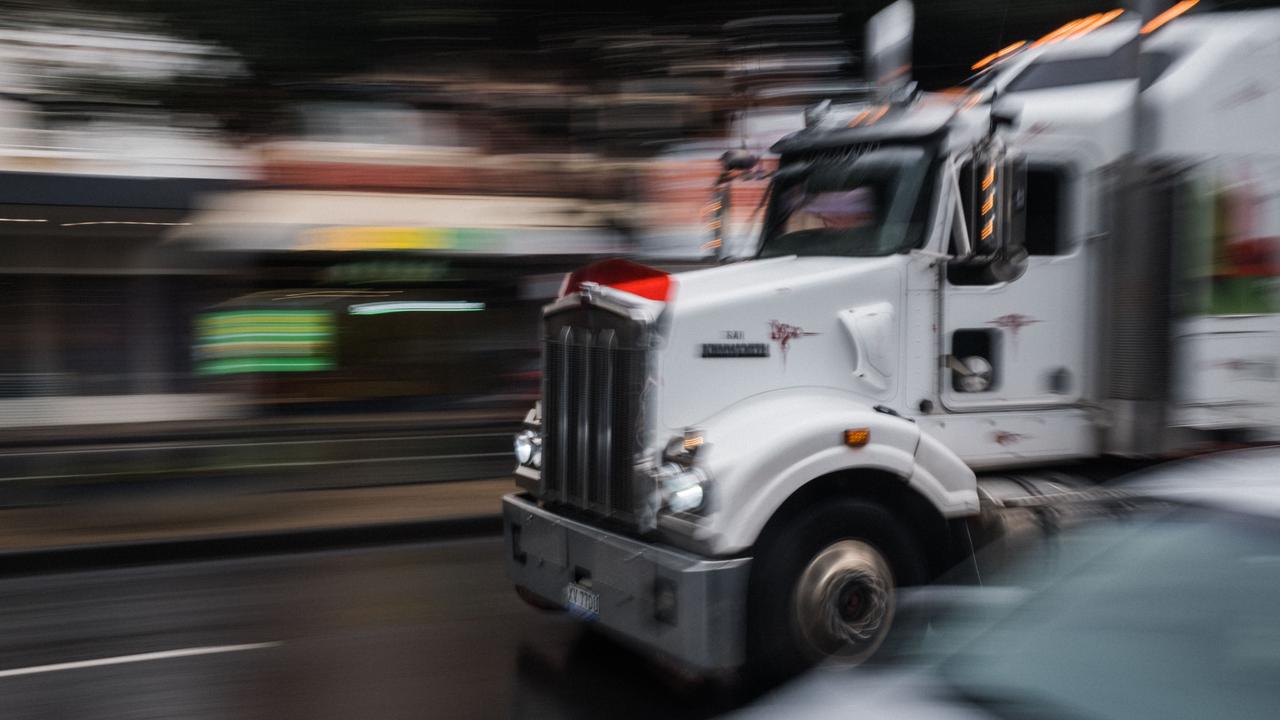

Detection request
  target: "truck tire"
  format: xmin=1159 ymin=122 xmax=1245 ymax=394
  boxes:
xmin=746 ymin=497 xmax=926 ymax=682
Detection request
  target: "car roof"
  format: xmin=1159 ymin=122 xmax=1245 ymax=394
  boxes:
xmin=1121 ymin=447 xmax=1280 ymax=519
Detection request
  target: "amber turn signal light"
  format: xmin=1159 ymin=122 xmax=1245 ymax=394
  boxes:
xmin=844 ymin=428 xmax=871 ymax=447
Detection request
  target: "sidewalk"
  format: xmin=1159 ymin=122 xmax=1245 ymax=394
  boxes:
xmin=0 ymin=408 xmax=525 ymax=507
xmin=0 ymin=407 xmax=525 ymax=449
xmin=0 ymin=477 xmax=516 ymax=559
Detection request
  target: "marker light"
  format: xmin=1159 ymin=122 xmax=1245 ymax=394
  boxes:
xmin=1072 ymin=9 xmax=1124 ymax=38
xmin=844 ymin=428 xmax=871 ymax=447
xmin=971 ymin=41 xmax=1027 ymax=71
xmin=1141 ymin=0 xmax=1197 ymax=34
xmin=1032 ymin=15 xmax=1091 ymax=48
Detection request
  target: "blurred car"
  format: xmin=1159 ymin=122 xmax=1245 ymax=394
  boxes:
xmin=730 ymin=447 xmax=1280 ymax=720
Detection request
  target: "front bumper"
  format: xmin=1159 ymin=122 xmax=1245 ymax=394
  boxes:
xmin=502 ymin=493 xmax=751 ymax=671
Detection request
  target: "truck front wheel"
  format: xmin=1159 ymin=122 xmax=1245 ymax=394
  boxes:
xmin=747 ymin=497 xmax=926 ymax=681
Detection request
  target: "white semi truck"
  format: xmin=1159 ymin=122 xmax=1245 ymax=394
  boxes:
xmin=503 ymin=5 xmax=1280 ymax=679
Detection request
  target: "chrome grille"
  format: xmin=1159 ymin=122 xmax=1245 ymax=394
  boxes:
xmin=542 ymin=309 xmax=645 ymax=522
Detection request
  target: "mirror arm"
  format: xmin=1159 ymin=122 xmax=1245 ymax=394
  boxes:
xmin=948 ymin=159 xmax=973 ymax=257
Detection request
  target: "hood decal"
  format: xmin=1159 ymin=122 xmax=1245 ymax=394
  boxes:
xmin=769 ymin=320 xmax=820 ymax=366
xmin=986 ymin=313 xmax=1040 ymax=337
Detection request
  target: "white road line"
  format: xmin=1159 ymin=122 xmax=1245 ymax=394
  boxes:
xmin=0 ymin=451 xmax=512 ymax=482
xmin=0 ymin=642 xmax=280 ymax=679
xmin=0 ymin=432 xmax=513 ymax=458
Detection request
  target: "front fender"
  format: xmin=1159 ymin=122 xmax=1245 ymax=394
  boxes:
xmin=682 ymin=389 xmax=977 ymax=555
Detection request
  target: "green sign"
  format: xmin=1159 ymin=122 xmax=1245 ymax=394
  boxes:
xmin=195 ymin=309 xmax=336 ymax=375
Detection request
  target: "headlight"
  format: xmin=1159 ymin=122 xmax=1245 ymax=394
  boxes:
xmin=655 ymin=462 xmax=708 ymax=514
xmin=514 ymin=430 xmax=535 ymax=465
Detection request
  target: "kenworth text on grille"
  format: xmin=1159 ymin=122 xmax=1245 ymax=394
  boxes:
xmin=504 ymin=1 xmax=1280 ymax=680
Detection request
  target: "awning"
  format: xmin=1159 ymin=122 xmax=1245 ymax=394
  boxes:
xmin=169 ymin=189 xmax=632 ymax=256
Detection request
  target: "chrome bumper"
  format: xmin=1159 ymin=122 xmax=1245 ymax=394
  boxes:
xmin=502 ymin=493 xmax=751 ymax=671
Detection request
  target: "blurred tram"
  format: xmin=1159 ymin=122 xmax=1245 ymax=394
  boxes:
xmin=183 ymin=223 xmax=610 ymax=410
xmin=193 ymin=264 xmax=540 ymax=410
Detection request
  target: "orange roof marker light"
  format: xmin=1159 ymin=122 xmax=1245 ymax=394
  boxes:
xmin=1071 ymin=8 xmax=1125 ymax=38
xmin=1023 ymin=8 xmax=1124 ymax=50
xmin=1141 ymin=0 xmax=1198 ymax=34
xmin=848 ymin=105 xmax=889 ymax=128
xmin=1031 ymin=15 xmax=1094 ymax=48
xmin=971 ymin=40 xmax=1027 ymax=71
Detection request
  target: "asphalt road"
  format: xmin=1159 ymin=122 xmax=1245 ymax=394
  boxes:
xmin=0 ymin=537 xmax=742 ymax=720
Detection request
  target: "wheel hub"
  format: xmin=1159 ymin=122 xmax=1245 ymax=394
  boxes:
xmin=793 ymin=539 xmax=895 ymax=663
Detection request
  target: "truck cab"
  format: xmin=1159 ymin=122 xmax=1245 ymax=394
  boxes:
xmin=503 ymin=6 xmax=1280 ymax=679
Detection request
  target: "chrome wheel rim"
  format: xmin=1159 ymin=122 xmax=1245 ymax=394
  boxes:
xmin=792 ymin=539 xmax=895 ymax=664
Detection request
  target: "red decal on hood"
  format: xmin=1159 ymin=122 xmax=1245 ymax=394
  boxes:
xmin=769 ymin=320 xmax=820 ymax=364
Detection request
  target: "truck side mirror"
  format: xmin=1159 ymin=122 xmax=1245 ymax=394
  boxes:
xmin=948 ymin=150 xmax=1028 ymax=285
xmin=988 ymin=153 xmax=1029 ymax=280
xmin=973 ymin=154 xmax=1001 ymax=257
xmin=999 ymin=155 xmax=1028 ymax=279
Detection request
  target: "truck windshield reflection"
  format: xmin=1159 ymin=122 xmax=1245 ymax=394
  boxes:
xmin=760 ymin=145 xmax=935 ymax=258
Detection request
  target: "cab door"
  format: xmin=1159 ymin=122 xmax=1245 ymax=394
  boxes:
xmin=940 ymin=156 xmax=1093 ymax=412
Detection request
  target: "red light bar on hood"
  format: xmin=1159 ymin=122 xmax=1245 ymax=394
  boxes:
xmin=558 ymin=258 xmax=673 ymax=302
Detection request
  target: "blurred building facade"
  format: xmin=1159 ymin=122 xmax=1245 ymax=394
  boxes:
xmin=0 ymin=17 xmax=250 ymax=426
xmin=0 ymin=1 xmax=1121 ymax=427
xmin=151 ymin=13 xmax=862 ymax=415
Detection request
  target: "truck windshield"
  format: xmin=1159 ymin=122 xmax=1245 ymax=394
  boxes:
xmin=759 ymin=145 xmax=934 ymax=258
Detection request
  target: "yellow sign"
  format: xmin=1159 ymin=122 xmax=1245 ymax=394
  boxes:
xmin=298 ymin=226 xmax=456 ymax=251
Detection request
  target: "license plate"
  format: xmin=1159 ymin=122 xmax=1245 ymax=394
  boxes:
xmin=565 ymin=583 xmax=600 ymax=621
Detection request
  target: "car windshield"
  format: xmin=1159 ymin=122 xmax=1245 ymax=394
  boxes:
xmin=758 ymin=145 xmax=934 ymax=258
xmin=935 ymin=510 xmax=1280 ymax=720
